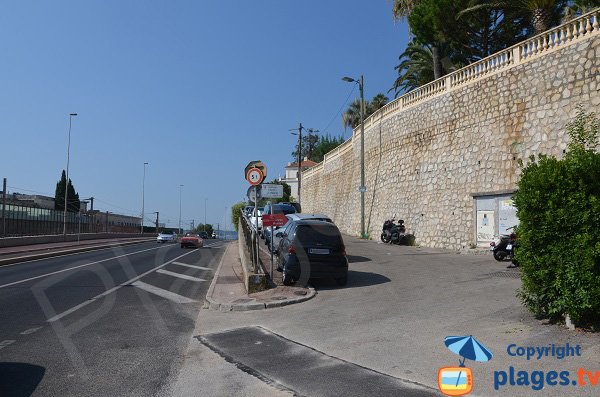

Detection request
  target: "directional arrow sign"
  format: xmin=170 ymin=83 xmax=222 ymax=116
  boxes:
xmin=262 ymin=213 xmax=288 ymax=228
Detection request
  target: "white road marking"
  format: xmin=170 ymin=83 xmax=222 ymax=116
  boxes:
xmin=0 ymin=245 xmax=167 ymax=289
xmin=172 ymin=262 xmax=211 ymax=271
xmin=20 ymin=326 xmax=43 ymax=335
xmin=131 ymin=281 xmax=197 ymax=304
xmin=46 ymin=249 xmax=198 ymax=323
xmin=0 ymin=340 xmax=16 ymax=349
xmin=156 ymin=269 xmax=206 ymax=282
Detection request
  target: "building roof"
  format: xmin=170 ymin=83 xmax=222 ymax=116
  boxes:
xmin=286 ymin=159 xmax=318 ymax=168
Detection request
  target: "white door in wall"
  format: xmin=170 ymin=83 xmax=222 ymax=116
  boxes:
xmin=476 ymin=210 xmax=495 ymax=245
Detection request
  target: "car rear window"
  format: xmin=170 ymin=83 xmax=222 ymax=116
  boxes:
xmin=295 ymin=224 xmax=342 ymax=246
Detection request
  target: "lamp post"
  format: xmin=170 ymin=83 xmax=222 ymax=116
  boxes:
xmin=204 ymin=198 xmax=207 ymax=232
xmin=290 ymin=123 xmax=303 ymax=206
xmin=342 ymin=75 xmax=366 ymax=238
xmin=63 ymin=113 xmax=77 ymax=238
xmin=141 ymin=162 xmax=148 ymax=234
xmin=178 ymin=184 xmax=184 ymax=235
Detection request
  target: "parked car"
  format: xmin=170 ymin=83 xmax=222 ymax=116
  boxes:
xmin=180 ymin=233 xmax=203 ymax=248
xmin=262 ymin=203 xmax=297 ymax=245
xmin=280 ymin=201 xmax=301 ymax=213
xmin=211 ymin=231 xmax=217 ymax=239
xmin=157 ymin=231 xmax=178 ymax=243
xmin=275 ymin=220 xmax=348 ymax=286
xmin=268 ymin=213 xmax=333 ymax=253
xmin=249 ymin=208 xmax=264 ymax=234
xmin=199 ymin=231 xmax=209 ymax=239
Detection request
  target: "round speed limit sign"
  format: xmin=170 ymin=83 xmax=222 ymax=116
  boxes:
xmin=246 ymin=167 xmax=263 ymax=186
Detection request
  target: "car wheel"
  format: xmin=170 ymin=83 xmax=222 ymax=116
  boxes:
xmin=335 ymin=276 xmax=348 ymax=286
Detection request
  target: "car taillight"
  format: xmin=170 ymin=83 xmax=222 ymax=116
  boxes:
xmin=288 ymin=245 xmax=296 ymax=254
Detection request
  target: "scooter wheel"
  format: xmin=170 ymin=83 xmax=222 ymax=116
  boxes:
xmin=493 ymin=250 xmax=507 ymax=261
xmin=381 ymin=233 xmax=390 ymax=243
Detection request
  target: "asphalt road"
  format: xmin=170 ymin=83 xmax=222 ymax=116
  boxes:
xmin=0 ymin=240 xmax=228 ymax=397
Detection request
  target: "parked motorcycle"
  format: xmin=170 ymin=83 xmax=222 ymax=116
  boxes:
xmin=381 ymin=217 xmax=407 ymax=245
xmin=490 ymin=227 xmax=518 ymax=264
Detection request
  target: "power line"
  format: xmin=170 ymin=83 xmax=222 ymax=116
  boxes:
xmin=319 ymin=84 xmax=357 ymax=135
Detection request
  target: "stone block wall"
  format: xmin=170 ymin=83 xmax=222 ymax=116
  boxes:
xmin=302 ymin=35 xmax=600 ymax=250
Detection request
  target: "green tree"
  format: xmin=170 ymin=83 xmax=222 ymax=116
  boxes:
xmin=312 ymin=134 xmax=345 ymax=163
xmin=513 ymin=107 xmax=600 ymax=324
xmin=390 ymin=40 xmax=435 ymax=95
xmin=54 ymin=170 xmax=80 ymax=212
xmin=194 ymin=223 xmax=213 ymax=236
xmin=291 ymin=132 xmax=320 ymax=161
xmin=231 ymin=201 xmax=246 ymax=231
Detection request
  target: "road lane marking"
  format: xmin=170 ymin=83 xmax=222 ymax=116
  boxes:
xmin=20 ymin=326 xmax=43 ymax=335
xmin=131 ymin=281 xmax=197 ymax=304
xmin=156 ymin=269 xmax=206 ymax=282
xmin=0 ymin=340 xmax=16 ymax=349
xmin=172 ymin=262 xmax=211 ymax=271
xmin=46 ymin=249 xmax=198 ymax=323
xmin=0 ymin=245 xmax=167 ymax=290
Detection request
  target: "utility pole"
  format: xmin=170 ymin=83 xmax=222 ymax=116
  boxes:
xmin=153 ymin=211 xmax=159 ymax=233
xmin=290 ymin=123 xmax=304 ymax=206
xmin=2 ymin=178 xmax=6 ymax=237
xmin=217 ymin=223 xmax=220 ymax=239
xmin=105 ymin=211 xmax=109 ymax=233
xmin=63 ymin=113 xmax=77 ymax=238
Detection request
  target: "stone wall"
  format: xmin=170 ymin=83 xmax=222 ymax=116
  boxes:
xmin=302 ymin=21 xmax=600 ymax=249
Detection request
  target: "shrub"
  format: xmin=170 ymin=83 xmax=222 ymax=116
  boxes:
xmin=513 ymin=107 xmax=600 ymax=323
xmin=231 ymin=202 xmax=246 ymax=232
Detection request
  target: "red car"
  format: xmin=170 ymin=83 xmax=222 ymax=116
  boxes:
xmin=180 ymin=233 xmax=204 ymax=248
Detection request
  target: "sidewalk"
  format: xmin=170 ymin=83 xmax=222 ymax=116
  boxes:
xmin=205 ymin=241 xmax=316 ymax=311
xmin=0 ymin=237 xmax=153 ymax=266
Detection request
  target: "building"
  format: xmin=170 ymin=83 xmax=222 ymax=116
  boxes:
xmin=279 ymin=158 xmax=318 ymax=200
xmin=10 ymin=193 xmax=88 ymax=212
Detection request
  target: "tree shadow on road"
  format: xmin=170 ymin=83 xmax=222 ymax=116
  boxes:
xmin=309 ymin=270 xmax=390 ymax=291
xmin=0 ymin=362 xmax=45 ymax=397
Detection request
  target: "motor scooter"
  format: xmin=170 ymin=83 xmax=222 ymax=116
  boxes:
xmin=490 ymin=227 xmax=517 ymax=262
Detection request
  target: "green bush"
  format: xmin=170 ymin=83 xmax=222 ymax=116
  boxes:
xmin=513 ymin=107 xmax=600 ymax=323
xmin=231 ymin=201 xmax=246 ymax=232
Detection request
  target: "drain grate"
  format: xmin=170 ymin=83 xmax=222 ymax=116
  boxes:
xmin=488 ymin=271 xmax=521 ymax=279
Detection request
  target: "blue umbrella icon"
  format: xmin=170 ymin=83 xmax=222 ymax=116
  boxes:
xmin=444 ymin=335 xmax=493 ymax=366
xmin=444 ymin=335 xmax=493 ymax=388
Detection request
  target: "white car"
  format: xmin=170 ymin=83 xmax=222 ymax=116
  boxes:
xmin=156 ymin=231 xmax=178 ymax=243
xmin=249 ymin=209 xmax=263 ymax=234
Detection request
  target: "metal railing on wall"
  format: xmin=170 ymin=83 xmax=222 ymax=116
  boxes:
xmin=239 ymin=209 xmax=263 ymax=274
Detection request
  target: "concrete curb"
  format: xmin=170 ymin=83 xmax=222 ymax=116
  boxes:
xmin=0 ymin=239 xmax=153 ymax=267
xmin=204 ymin=243 xmax=318 ymax=312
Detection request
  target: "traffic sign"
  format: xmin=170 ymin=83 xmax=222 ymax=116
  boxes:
xmin=244 ymin=161 xmax=267 ymax=181
xmin=262 ymin=213 xmax=288 ymax=227
xmin=262 ymin=184 xmax=284 ymax=198
xmin=246 ymin=167 xmax=264 ymax=186
xmin=247 ymin=186 xmax=262 ymax=202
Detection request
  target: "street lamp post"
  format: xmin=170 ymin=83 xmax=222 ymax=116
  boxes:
xmin=204 ymin=198 xmax=208 ymax=233
xmin=141 ymin=162 xmax=148 ymax=234
xmin=63 ymin=113 xmax=77 ymax=238
xmin=342 ymin=75 xmax=366 ymax=238
xmin=178 ymin=184 xmax=184 ymax=235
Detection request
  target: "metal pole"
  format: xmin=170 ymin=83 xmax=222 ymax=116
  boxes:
xmin=255 ymin=186 xmax=259 ymax=269
xmin=141 ymin=162 xmax=148 ymax=234
xmin=2 ymin=178 xmax=6 ymax=237
xmin=155 ymin=212 xmax=159 ymax=233
xmin=270 ymin=202 xmax=274 ymax=279
xmin=359 ymin=75 xmax=365 ymax=238
xmin=297 ymin=123 xmax=303 ymax=206
xmin=78 ymin=208 xmax=81 ymax=243
xmin=63 ymin=113 xmax=77 ymax=238
xmin=204 ymin=198 xmax=207 ymax=232
xmin=179 ymin=184 xmax=183 ymax=235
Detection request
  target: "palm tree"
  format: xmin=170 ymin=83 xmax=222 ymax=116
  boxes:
xmin=562 ymin=0 xmax=600 ymax=22
xmin=389 ymin=40 xmax=435 ymax=96
xmin=392 ymin=0 xmax=421 ymax=19
xmin=458 ymin=0 xmax=567 ymax=35
xmin=342 ymin=98 xmax=364 ymax=129
xmin=369 ymin=94 xmax=389 ymax=113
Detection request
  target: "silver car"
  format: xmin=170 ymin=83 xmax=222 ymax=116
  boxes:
xmin=156 ymin=231 xmax=178 ymax=243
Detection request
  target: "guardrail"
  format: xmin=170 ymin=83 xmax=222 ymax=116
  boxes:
xmin=238 ymin=210 xmax=268 ymax=293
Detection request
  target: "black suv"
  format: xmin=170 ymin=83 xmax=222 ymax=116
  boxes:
xmin=276 ymin=220 xmax=348 ymax=286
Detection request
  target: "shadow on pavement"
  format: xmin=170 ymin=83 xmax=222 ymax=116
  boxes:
xmin=346 ymin=255 xmax=372 ymax=263
xmin=309 ymin=270 xmax=391 ymax=290
xmin=0 ymin=362 xmax=45 ymax=397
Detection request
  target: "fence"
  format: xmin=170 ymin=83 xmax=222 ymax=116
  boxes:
xmin=0 ymin=203 xmax=138 ymax=237
xmin=239 ymin=209 xmax=263 ymax=274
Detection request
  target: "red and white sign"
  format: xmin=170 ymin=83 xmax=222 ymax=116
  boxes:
xmin=262 ymin=213 xmax=288 ymax=227
xmin=246 ymin=167 xmax=263 ymax=186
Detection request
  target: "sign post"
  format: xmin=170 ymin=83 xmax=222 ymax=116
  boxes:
xmin=245 ymin=162 xmax=265 ymax=270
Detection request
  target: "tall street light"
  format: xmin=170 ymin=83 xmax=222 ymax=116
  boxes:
xmin=179 ymin=184 xmax=184 ymax=234
xmin=204 ymin=198 xmax=207 ymax=232
xmin=342 ymin=75 xmax=366 ymax=238
xmin=141 ymin=162 xmax=149 ymax=234
xmin=63 ymin=113 xmax=77 ymax=237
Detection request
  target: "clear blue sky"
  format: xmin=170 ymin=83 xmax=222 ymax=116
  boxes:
xmin=0 ymin=0 xmax=409 ymax=231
